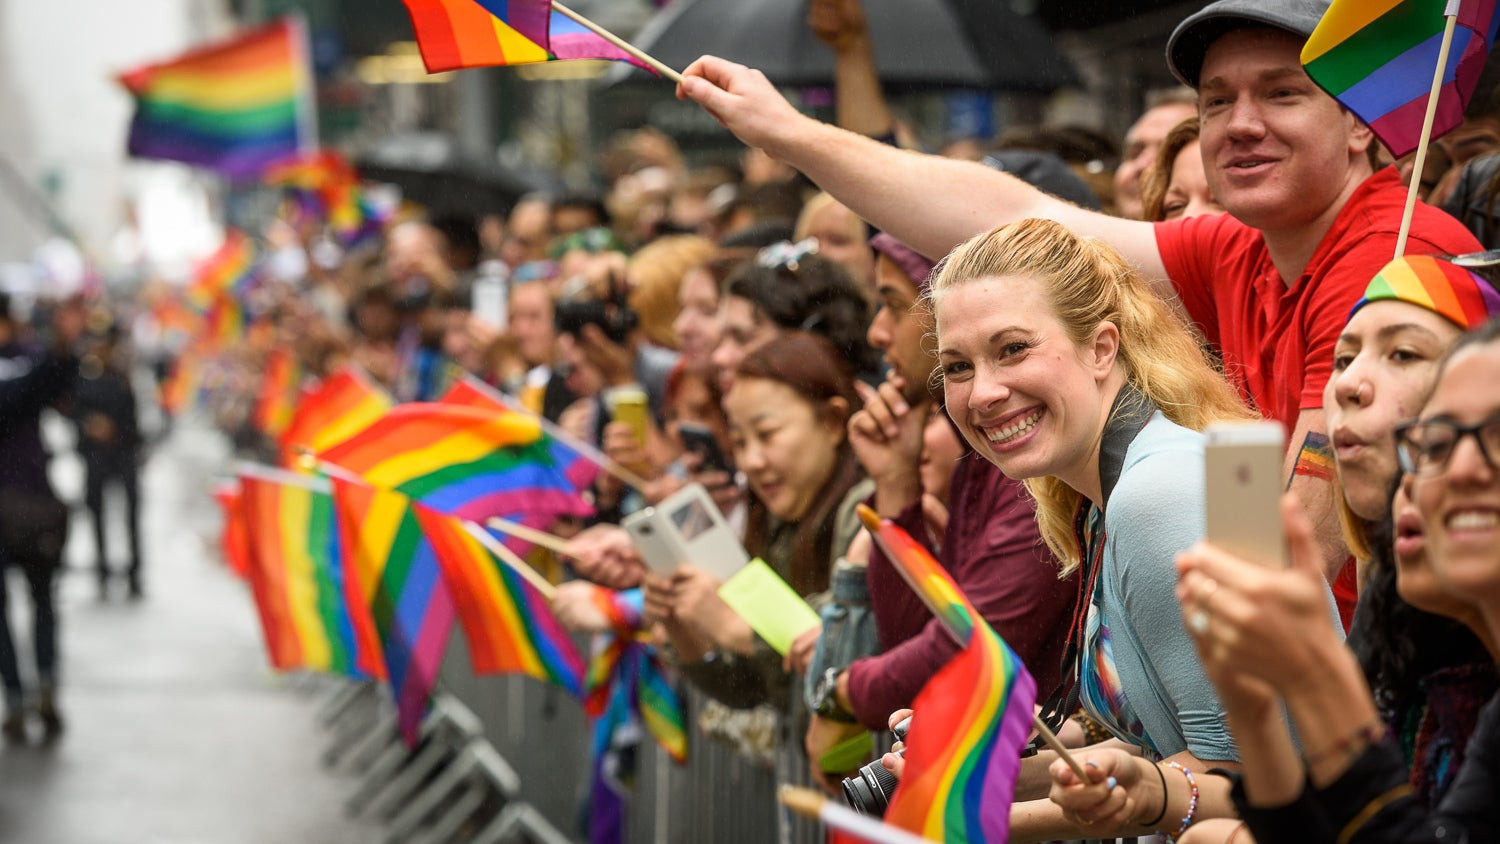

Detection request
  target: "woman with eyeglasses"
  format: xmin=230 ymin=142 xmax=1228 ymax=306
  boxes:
xmin=1134 ymin=318 xmax=1500 ymax=844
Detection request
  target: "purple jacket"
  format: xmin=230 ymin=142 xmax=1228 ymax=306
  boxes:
xmin=844 ymin=446 xmax=1076 ymax=730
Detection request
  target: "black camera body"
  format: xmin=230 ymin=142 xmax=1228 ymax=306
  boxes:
xmin=841 ymin=715 xmax=910 ymax=816
xmin=554 ymin=276 xmax=638 ymax=345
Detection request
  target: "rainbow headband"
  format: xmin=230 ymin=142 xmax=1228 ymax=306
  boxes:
xmin=1349 ymin=255 xmax=1500 ymax=330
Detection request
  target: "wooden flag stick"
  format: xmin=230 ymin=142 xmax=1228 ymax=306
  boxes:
xmin=1032 ymin=714 xmax=1089 ymax=781
xmin=486 ymin=517 xmax=573 ymax=555
xmin=550 ymin=0 xmax=684 ymax=84
xmin=1394 ymin=6 xmax=1462 ymax=258
xmin=462 ymin=519 xmax=558 ymax=600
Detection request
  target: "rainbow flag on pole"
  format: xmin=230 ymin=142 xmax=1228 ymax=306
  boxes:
xmin=254 ymin=348 xmax=302 ymax=438
xmin=859 ymin=507 xmax=1035 ymax=843
xmin=331 ymin=477 xmax=455 ymax=746
xmin=413 ymin=505 xmax=585 ymax=693
xmin=401 ymin=0 xmax=651 ymax=73
xmin=118 ymin=18 xmax=315 ymax=177
xmin=279 ymin=368 xmax=393 ymax=464
xmin=238 ymin=466 xmax=361 ymax=676
xmin=187 ymin=229 xmax=259 ymax=310
xmin=317 ymin=402 xmax=592 ymax=537
xmin=1302 ymin=0 xmax=1500 ymax=157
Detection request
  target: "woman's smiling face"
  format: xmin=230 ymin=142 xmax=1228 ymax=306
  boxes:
xmin=935 ymin=275 xmax=1115 ymax=489
xmin=1412 ymin=341 xmax=1500 ymax=607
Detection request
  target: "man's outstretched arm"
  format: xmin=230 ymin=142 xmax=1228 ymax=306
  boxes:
xmin=677 ymin=56 xmax=1169 ymax=288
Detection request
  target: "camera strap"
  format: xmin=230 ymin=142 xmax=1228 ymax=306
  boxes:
xmin=1031 ymin=385 xmax=1156 ymax=742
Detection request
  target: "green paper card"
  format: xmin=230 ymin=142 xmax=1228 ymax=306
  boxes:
xmin=716 ymin=557 xmax=821 ymax=656
xmin=819 ymin=730 xmax=874 ymax=773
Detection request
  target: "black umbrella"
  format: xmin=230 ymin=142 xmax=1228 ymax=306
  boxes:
xmin=353 ymin=132 xmax=560 ymax=218
xmin=611 ymin=0 xmax=1077 ymax=91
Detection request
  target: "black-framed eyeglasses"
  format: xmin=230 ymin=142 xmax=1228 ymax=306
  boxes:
xmin=1395 ymin=413 xmax=1500 ymax=476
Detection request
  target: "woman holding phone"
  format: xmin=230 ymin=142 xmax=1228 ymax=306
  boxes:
xmin=646 ymin=331 xmax=871 ymax=844
xmin=921 ymin=218 xmax=1265 ymax=840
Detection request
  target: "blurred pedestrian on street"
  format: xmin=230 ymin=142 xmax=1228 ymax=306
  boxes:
xmin=72 ymin=322 xmax=144 ymax=599
xmin=0 ymin=294 xmax=83 ymax=742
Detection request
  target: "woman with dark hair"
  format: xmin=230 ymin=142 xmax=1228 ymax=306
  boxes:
xmin=708 ymin=245 xmax=878 ymax=393
xmin=646 ymin=331 xmax=871 ymax=844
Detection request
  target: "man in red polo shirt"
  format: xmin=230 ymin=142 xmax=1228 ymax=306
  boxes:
xmin=676 ymin=0 xmax=1480 ymax=608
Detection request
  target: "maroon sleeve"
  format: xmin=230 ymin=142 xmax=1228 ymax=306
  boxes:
xmin=843 ymin=454 xmax=1076 ymax=730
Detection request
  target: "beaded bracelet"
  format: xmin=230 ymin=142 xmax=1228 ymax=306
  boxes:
xmin=1164 ymin=761 xmax=1199 ymax=843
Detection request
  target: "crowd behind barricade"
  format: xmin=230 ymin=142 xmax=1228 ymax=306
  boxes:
xmin=11 ymin=0 xmax=1500 ymax=840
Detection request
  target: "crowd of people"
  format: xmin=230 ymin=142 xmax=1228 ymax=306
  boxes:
xmin=8 ymin=0 xmax=1500 ymax=840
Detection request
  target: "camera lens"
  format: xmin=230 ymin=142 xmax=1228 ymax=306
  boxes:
xmin=841 ymin=752 xmax=901 ymax=816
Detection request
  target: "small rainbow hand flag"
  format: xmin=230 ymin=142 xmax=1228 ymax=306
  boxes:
xmin=401 ymin=0 xmax=653 ymax=73
xmin=187 ymin=229 xmax=259 ymax=311
xmin=279 ymin=368 xmax=393 ymax=465
xmin=858 ymin=506 xmax=1036 ymax=843
xmin=317 ymin=401 xmax=592 ymax=541
xmin=254 ymin=348 xmax=302 ymax=438
xmin=413 ymin=505 xmax=586 ymax=695
xmin=238 ymin=466 xmax=362 ymax=677
xmin=264 ymin=150 xmax=388 ymax=247
xmin=118 ymin=18 xmax=315 ymax=177
xmin=330 ymin=477 xmax=456 ymax=746
xmin=1302 ymin=0 xmax=1500 ymax=157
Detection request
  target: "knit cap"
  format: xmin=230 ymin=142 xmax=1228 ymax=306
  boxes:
xmin=1349 ymin=254 xmax=1500 ymax=329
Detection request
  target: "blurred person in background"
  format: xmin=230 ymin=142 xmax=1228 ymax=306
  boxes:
xmin=794 ymin=193 xmax=876 ymax=296
xmin=1139 ymin=116 xmax=1225 ymax=223
xmin=71 ymin=323 xmax=144 ymax=599
xmin=0 ymin=294 xmax=83 ymax=743
xmin=1112 ymin=87 xmax=1198 ymax=220
xmin=499 ymin=195 xmax=553 ymax=270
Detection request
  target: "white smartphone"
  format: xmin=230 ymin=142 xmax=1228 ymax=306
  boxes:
xmin=1204 ymin=420 xmax=1286 ymax=568
xmin=622 ymin=482 xmax=749 ymax=581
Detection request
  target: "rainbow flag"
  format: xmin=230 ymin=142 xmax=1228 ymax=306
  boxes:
xmin=239 ymin=466 xmax=360 ymax=676
xmin=118 ymin=18 xmax=315 ymax=177
xmin=401 ymin=0 xmax=652 ymax=74
xmin=317 ymin=402 xmax=592 ymax=537
xmin=204 ymin=295 xmax=247 ymax=347
xmin=213 ymin=479 xmax=252 ymax=579
xmin=331 ymin=477 xmax=455 ymax=745
xmin=440 ymin=375 xmax=602 ymax=496
xmin=859 ymin=507 xmax=1035 ymax=843
xmin=264 ymin=150 xmax=387 ymax=247
xmin=1303 ymin=0 xmax=1500 ymax=157
xmin=254 ymin=348 xmax=302 ymax=438
xmin=279 ymin=368 xmax=393 ymax=464
xmin=413 ymin=505 xmax=585 ymax=693
xmin=187 ymin=230 xmax=259 ymax=310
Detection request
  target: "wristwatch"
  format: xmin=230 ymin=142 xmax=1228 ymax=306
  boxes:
xmin=812 ymin=667 xmax=858 ymax=723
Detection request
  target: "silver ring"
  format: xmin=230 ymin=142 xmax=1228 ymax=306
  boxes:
xmin=1188 ymin=609 xmax=1211 ymax=634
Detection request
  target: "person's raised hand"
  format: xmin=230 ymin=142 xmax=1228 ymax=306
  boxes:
xmin=676 ymin=57 xmax=806 ymax=153
xmin=784 ymin=624 xmax=822 ymax=674
xmin=551 ymin=580 xmax=614 ymax=633
xmin=848 ymin=374 xmax=928 ymax=484
xmin=807 ymin=0 xmax=869 ymax=50
xmin=562 ymin=523 xmax=645 ymax=590
xmin=641 ymin=571 xmax=676 ymax=624
xmin=1047 ymin=750 xmax=1146 ymax=832
xmin=1175 ymin=494 xmax=1340 ymax=700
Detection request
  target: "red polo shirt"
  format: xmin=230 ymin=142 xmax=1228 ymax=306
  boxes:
xmin=1155 ymin=167 xmax=1480 ymax=430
